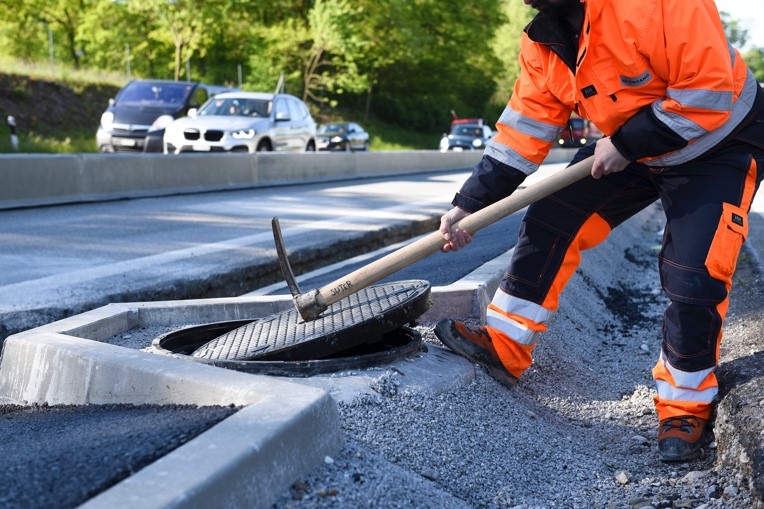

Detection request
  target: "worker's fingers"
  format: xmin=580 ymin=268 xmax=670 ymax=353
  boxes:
xmin=441 ymin=229 xmax=472 ymax=252
xmin=439 ymin=207 xmax=472 ymax=252
xmin=592 ymin=137 xmax=630 ymax=179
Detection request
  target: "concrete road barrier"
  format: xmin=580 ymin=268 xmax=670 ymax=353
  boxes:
xmin=0 ymin=149 xmax=578 ymax=210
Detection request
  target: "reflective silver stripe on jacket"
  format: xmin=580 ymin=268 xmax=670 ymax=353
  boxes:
xmin=497 ymin=107 xmax=562 ymax=142
xmin=666 ymin=88 xmax=733 ymax=112
xmin=647 ymin=68 xmax=759 ymax=167
xmin=484 ymin=142 xmax=540 ymax=175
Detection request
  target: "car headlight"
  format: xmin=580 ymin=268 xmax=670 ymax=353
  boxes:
xmin=439 ymin=137 xmax=450 ymax=150
xmin=100 ymin=111 xmax=114 ymax=130
xmin=472 ymin=138 xmax=483 ymax=148
xmin=331 ymin=136 xmax=343 ymax=143
xmin=232 ymin=129 xmax=256 ymax=139
xmin=149 ymin=115 xmax=174 ymax=132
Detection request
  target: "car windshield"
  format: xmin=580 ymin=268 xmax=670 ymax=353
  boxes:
xmin=450 ymin=125 xmax=484 ymax=138
xmin=318 ymin=124 xmax=346 ymax=134
xmin=198 ymin=98 xmax=271 ymax=117
xmin=118 ymin=82 xmax=193 ymax=106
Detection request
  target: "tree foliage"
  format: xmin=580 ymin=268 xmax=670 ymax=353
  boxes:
xmin=1 ymin=0 xmax=760 ymax=135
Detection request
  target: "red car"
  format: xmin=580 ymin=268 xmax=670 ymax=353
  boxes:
xmin=557 ymin=117 xmax=589 ymax=147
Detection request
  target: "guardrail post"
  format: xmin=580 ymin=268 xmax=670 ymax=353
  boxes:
xmin=7 ymin=116 xmax=18 ymax=151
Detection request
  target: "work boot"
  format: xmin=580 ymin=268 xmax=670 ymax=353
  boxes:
xmin=434 ymin=319 xmax=517 ymax=389
xmin=658 ymin=415 xmax=707 ymax=462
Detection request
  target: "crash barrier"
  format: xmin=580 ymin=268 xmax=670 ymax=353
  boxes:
xmin=0 ymin=149 xmax=577 ymax=210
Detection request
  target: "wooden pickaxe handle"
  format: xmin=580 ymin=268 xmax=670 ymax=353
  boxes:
xmin=289 ymin=155 xmax=594 ymax=320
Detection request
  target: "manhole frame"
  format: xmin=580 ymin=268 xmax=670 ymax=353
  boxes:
xmin=152 ymin=319 xmax=426 ymax=377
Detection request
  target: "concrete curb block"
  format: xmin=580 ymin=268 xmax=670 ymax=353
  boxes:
xmin=0 ymin=298 xmax=342 ymax=509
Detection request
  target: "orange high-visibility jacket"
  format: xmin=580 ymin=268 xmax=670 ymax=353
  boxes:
xmin=486 ymin=0 xmax=760 ymax=175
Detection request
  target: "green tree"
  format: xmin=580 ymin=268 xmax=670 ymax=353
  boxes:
xmin=491 ymin=0 xmax=533 ymax=111
xmin=719 ymin=11 xmax=749 ymax=49
xmin=128 ymin=0 xmax=226 ymax=81
xmin=361 ymin=0 xmax=503 ymax=131
xmin=743 ymin=48 xmax=764 ymax=81
xmin=0 ymin=0 xmax=95 ymax=69
xmin=303 ymin=0 xmax=368 ymax=104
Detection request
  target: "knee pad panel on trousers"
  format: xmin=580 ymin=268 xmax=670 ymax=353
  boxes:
xmin=501 ymin=218 xmax=571 ymax=305
xmin=662 ymin=301 xmax=720 ymax=372
xmin=659 ymin=255 xmax=728 ymax=306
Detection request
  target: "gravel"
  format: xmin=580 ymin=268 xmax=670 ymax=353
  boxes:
xmin=266 ymin=205 xmax=761 ymax=509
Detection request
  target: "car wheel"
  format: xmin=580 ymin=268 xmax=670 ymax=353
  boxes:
xmin=344 ymin=141 xmax=351 ymax=152
xmin=362 ymin=141 xmax=370 ymax=151
xmin=256 ymin=139 xmax=272 ymax=152
xmin=306 ymin=141 xmax=316 ymax=152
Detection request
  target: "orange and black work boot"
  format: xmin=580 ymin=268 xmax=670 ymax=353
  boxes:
xmin=658 ymin=415 xmax=707 ymax=462
xmin=434 ymin=319 xmax=517 ymax=389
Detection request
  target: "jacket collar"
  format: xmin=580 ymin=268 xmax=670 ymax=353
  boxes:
xmin=524 ymin=0 xmax=602 ymax=73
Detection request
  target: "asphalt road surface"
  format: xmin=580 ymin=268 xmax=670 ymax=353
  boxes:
xmin=0 ymin=166 xmax=547 ymax=340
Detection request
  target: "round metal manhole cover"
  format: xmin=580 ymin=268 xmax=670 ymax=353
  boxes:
xmin=152 ymin=321 xmax=425 ymax=377
xmin=191 ymin=279 xmax=431 ymax=362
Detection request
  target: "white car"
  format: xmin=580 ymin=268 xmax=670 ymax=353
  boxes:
xmin=163 ymin=91 xmax=317 ymax=154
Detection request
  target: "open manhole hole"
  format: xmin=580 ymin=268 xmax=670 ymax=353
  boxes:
xmin=151 ymin=320 xmax=425 ymax=377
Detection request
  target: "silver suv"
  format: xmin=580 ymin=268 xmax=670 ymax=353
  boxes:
xmin=163 ymin=91 xmax=317 ymax=153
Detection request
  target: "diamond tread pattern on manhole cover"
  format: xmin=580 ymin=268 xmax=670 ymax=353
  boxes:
xmin=191 ymin=280 xmax=430 ymax=362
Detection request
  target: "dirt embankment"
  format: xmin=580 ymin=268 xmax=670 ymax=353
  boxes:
xmin=0 ymin=73 xmax=119 ymax=137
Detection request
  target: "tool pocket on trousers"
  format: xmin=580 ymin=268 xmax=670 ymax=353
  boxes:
xmin=704 ymin=202 xmax=748 ymax=284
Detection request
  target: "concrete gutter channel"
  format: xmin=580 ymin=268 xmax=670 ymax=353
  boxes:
xmin=1 ymin=204 xmax=762 ymax=508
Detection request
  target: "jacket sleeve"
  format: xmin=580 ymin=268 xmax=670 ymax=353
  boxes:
xmin=452 ymin=155 xmax=527 ymax=212
xmin=486 ymin=35 xmax=570 ymax=174
xmin=454 ymin=35 xmax=568 ymax=211
xmin=611 ymin=0 xmax=737 ymax=162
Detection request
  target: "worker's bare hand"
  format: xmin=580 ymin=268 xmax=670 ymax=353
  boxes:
xmin=591 ymin=137 xmax=629 ymax=179
xmin=439 ymin=206 xmax=472 ymax=252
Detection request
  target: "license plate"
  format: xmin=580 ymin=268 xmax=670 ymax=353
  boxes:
xmin=192 ymin=143 xmax=211 ymax=152
xmin=117 ymin=138 xmax=136 ymax=147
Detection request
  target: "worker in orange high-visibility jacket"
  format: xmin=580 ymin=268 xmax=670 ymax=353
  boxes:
xmin=435 ymin=0 xmax=764 ymax=463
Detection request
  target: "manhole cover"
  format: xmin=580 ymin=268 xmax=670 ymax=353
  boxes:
xmin=152 ymin=320 xmax=425 ymax=377
xmin=191 ymin=280 xmax=431 ymax=362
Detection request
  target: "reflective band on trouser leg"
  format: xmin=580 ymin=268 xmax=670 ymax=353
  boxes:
xmin=652 ymin=353 xmax=718 ymax=420
xmin=485 ymin=291 xmax=553 ymax=378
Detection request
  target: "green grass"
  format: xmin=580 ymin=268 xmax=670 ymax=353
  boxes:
xmin=0 ymin=128 xmax=97 ymax=154
xmin=363 ymin=117 xmax=441 ymax=151
xmin=0 ymin=56 xmax=127 ymax=89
